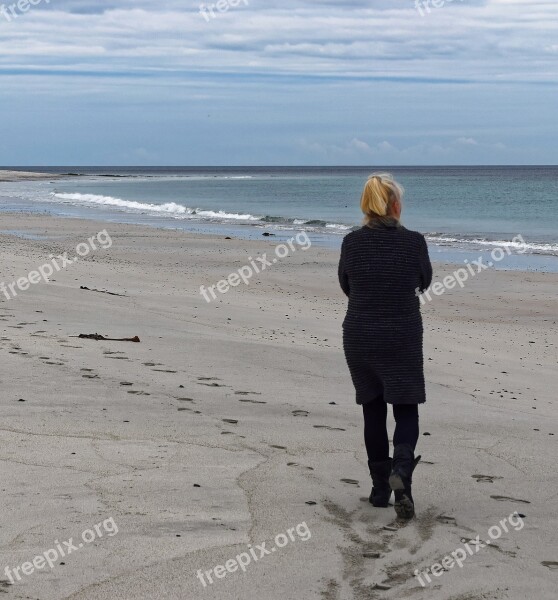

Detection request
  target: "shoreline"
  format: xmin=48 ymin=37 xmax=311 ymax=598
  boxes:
xmin=2 ymin=207 xmax=558 ymax=274
xmin=2 ymin=168 xmax=558 ymax=271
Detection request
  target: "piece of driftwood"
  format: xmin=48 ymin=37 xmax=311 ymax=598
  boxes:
xmin=71 ymin=333 xmax=141 ymax=342
xmin=80 ymin=286 xmax=126 ymax=297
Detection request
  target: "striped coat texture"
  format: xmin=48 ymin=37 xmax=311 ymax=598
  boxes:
xmin=338 ymin=220 xmax=433 ymax=405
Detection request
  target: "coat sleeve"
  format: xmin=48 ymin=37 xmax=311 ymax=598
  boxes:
xmin=338 ymin=238 xmax=350 ymax=297
xmin=419 ymin=235 xmax=433 ymax=292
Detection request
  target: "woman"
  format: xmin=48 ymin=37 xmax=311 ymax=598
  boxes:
xmin=338 ymin=173 xmax=432 ymax=519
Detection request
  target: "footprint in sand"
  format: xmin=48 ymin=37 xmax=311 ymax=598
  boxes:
xmin=127 ymin=390 xmax=151 ymax=396
xmin=313 ymin=425 xmax=346 ymax=432
xmin=1 ymin=579 xmax=12 ymax=589
xmin=178 ymin=407 xmax=202 ymax=414
xmin=144 ymin=362 xmax=163 ymax=367
xmin=490 ymin=495 xmax=531 ymax=504
xmin=269 ymin=444 xmax=287 ymax=450
xmin=436 ymin=515 xmax=457 ymax=525
xmin=238 ymin=398 xmax=267 ymax=404
xmin=106 ymin=356 xmax=129 ymax=360
xmin=287 ymin=462 xmax=314 ymax=471
xmin=198 ymin=382 xmax=227 ymax=387
xmin=473 ymin=474 xmax=503 ymax=483
xmin=235 ymin=391 xmax=262 ymax=396
xmin=81 ymin=368 xmax=99 ymax=379
xmin=541 ymin=561 xmax=558 ymax=570
xmin=120 ymin=382 xmax=134 ymax=386
xmin=176 ymin=397 xmax=195 ymax=403
xmin=340 ymin=478 xmax=359 ymax=486
xmin=198 ymin=377 xmax=221 ymax=381
xmin=223 ymin=419 xmax=238 ymax=425
xmin=292 ymin=410 xmax=309 ymax=417
xmin=152 ymin=369 xmax=178 ymax=373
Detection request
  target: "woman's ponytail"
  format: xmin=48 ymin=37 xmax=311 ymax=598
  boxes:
xmin=360 ymin=173 xmax=403 ymax=225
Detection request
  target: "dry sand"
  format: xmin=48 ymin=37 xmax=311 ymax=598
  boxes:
xmin=0 ymin=171 xmax=64 ymax=182
xmin=0 ymin=213 xmax=556 ymax=600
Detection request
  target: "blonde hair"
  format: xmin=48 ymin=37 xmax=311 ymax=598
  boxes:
xmin=360 ymin=173 xmax=404 ymax=225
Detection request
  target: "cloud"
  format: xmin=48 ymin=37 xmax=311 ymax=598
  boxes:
xmin=0 ymin=0 xmax=556 ymax=83
xmin=455 ymin=137 xmax=479 ymax=146
xmin=0 ymin=0 xmax=556 ymax=164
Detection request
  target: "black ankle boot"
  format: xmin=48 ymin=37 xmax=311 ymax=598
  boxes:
xmin=368 ymin=459 xmax=392 ymax=507
xmin=389 ymin=444 xmax=421 ymax=519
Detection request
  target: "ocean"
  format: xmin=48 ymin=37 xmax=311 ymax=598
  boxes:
xmin=1 ymin=166 xmax=557 ymax=271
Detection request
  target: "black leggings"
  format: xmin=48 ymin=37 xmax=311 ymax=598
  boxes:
xmin=363 ymin=401 xmax=419 ymax=462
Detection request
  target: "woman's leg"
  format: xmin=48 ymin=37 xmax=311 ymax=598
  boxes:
xmin=392 ymin=404 xmax=419 ymax=449
xmin=362 ymin=399 xmax=389 ymax=461
xmin=390 ymin=404 xmax=420 ymax=519
xmin=363 ymin=398 xmax=391 ymax=507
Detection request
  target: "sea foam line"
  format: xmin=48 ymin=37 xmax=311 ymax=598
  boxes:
xmin=50 ymin=193 xmax=260 ymax=221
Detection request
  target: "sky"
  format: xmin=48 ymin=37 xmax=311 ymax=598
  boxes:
xmin=0 ymin=0 xmax=557 ymax=166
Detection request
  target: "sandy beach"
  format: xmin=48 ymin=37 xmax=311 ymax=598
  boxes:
xmin=0 ymin=212 xmax=556 ymax=600
xmin=0 ymin=171 xmax=66 ymax=182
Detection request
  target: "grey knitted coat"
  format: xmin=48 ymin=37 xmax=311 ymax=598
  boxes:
xmin=338 ymin=220 xmax=433 ymax=405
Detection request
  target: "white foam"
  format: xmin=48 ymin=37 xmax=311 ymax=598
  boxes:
xmin=50 ymin=192 xmax=260 ymax=221
xmin=426 ymin=234 xmax=558 ymax=255
xmin=326 ymin=223 xmax=352 ymax=230
xmin=193 ymin=208 xmax=260 ymax=221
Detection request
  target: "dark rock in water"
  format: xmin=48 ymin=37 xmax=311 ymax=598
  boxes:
xmin=225 ymin=237 xmax=232 ymax=240
xmin=262 ymin=232 xmax=275 ymax=237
